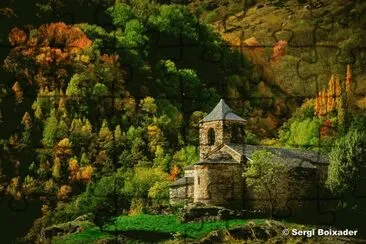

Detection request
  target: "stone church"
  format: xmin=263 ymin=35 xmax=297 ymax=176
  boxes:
xmin=169 ymin=99 xmax=329 ymax=211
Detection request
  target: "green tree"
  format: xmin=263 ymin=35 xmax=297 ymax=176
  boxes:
xmin=326 ymin=127 xmax=366 ymax=195
xmin=124 ymin=167 xmax=169 ymax=213
xmin=279 ymin=117 xmax=321 ymax=148
xmin=244 ymin=150 xmax=293 ymax=216
xmin=149 ymin=5 xmax=199 ymax=41
xmin=98 ymin=119 xmax=114 ymax=152
xmin=108 ymin=3 xmax=135 ymax=28
xmin=42 ymin=110 xmax=67 ymax=147
xmin=172 ymin=146 xmax=199 ymax=170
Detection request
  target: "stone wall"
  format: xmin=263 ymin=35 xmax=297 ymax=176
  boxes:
xmin=199 ymin=120 xmax=245 ymax=160
xmin=193 ymin=163 xmax=245 ymax=209
xmin=243 ymin=166 xmax=320 ymax=213
xmin=169 ymin=184 xmax=193 ymax=205
xmin=199 ymin=121 xmax=224 ymax=159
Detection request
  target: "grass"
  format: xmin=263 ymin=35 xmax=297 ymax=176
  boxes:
xmin=52 ymin=228 xmax=113 ymax=244
xmin=52 ymin=214 xmax=264 ymax=243
xmin=108 ymin=214 xmax=262 ymax=239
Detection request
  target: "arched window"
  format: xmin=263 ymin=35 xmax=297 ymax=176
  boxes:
xmin=208 ymin=128 xmax=215 ymax=145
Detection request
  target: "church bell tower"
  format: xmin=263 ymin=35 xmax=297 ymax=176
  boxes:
xmin=199 ymin=99 xmax=246 ymax=160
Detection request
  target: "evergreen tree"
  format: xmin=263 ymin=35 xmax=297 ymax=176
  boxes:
xmin=42 ymin=110 xmax=59 ymax=147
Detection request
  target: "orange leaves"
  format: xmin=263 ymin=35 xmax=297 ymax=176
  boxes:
xmin=53 ymin=138 xmax=73 ymax=159
xmin=68 ymin=158 xmax=93 ymax=184
xmin=346 ymin=64 xmax=352 ymax=106
xmin=68 ymin=158 xmax=79 ymax=181
xmin=12 ymin=81 xmax=23 ymax=103
xmin=57 ymin=185 xmax=72 ymax=200
xmin=168 ymin=165 xmax=180 ymax=182
xmin=6 ymin=177 xmax=21 ymax=200
xmin=11 ymin=22 xmax=92 ymax=69
xmin=101 ymin=53 xmax=120 ymax=64
xmin=320 ymin=119 xmax=335 ymax=137
xmin=9 ymin=28 xmax=27 ymax=46
xmin=38 ymin=22 xmax=91 ymax=49
xmin=35 ymin=46 xmax=69 ymax=65
xmin=77 ymin=166 xmax=93 ymax=183
xmin=271 ymin=40 xmax=287 ymax=63
xmin=21 ymin=112 xmax=32 ymax=129
xmin=315 ymin=65 xmax=353 ymax=117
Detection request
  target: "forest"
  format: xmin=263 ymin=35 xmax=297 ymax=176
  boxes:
xmin=0 ymin=0 xmax=365 ymax=243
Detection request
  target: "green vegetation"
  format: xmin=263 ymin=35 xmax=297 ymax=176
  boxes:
xmin=0 ymin=0 xmax=365 ymax=243
xmin=278 ymin=99 xmax=323 ymax=149
xmin=52 ymin=214 xmax=261 ymax=243
xmin=245 ymin=150 xmax=295 ymax=216
xmin=326 ymin=116 xmax=366 ymax=195
xmin=110 ymin=214 xmax=254 ymax=239
xmin=52 ymin=228 xmax=112 ymax=244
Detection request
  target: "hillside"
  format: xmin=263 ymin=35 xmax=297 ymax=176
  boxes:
xmin=192 ymin=0 xmax=366 ymax=107
xmin=0 ymin=1 xmax=365 ymax=243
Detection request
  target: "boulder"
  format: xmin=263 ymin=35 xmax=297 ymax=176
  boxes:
xmin=42 ymin=217 xmax=96 ymax=240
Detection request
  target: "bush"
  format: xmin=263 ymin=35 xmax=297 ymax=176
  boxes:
xmin=326 ymin=125 xmax=366 ymax=195
xmin=283 ymin=117 xmax=322 ymax=148
xmin=279 ymin=99 xmax=322 ymax=148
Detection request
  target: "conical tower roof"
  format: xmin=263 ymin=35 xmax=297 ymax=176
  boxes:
xmin=201 ymin=99 xmax=246 ymax=122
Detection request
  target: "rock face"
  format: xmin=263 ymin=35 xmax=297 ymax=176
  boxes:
xmin=199 ymin=220 xmax=286 ymax=243
xmin=181 ymin=204 xmax=265 ymax=222
xmin=41 ymin=214 xmax=95 ymax=242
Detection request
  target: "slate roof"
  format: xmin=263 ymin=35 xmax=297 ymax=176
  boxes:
xmin=170 ymin=177 xmax=194 ymax=187
xmin=227 ymin=144 xmax=329 ymax=166
xmin=198 ymin=151 xmax=239 ymax=164
xmin=184 ymin=165 xmax=194 ymax=170
xmin=201 ymin=99 xmax=246 ymax=122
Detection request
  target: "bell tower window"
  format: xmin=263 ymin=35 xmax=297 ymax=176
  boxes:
xmin=208 ymin=128 xmax=215 ymax=145
xmin=231 ymin=125 xmax=241 ymax=143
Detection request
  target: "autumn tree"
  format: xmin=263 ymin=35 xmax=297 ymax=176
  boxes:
xmin=315 ymin=68 xmax=348 ymax=119
xmin=271 ymin=40 xmax=287 ymax=63
xmin=12 ymin=81 xmax=23 ymax=104
xmin=21 ymin=112 xmax=32 ymax=145
xmin=168 ymin=165 xmax=180 ymax=182
xmin=98 ymin=119 xmax=114 ymax=152
xmin=345 ymin=64 xmax=352 ymax=107
xmin=57 ymin=185 xmax=72 ymax=200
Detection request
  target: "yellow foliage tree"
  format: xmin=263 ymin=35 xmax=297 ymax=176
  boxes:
xmin=77 ymin=165 xmax=93 ymax=183
xmin=21 ymin=112 xmax=32 ymax=129
xmin=6 ymin=176 xmax=21 ymax=200
xmin=12 ymin=81 xmax=23 ymax=103
xmin=327 ymin=75 xmax=335 ymax=113
xmin=57 ymin=185 xmax=72 ymax=200
xmin=68 ymin=158 xmax=79 ymax=181
xmin=345 ymin=64 xmax=352 ymax=107
xmin=315 ymin=66 xmax=351 ymax=117
xmin=52 ymin=157 xmax=61 ymax=179
xmin=54 ymin=138 xmax=72 ymax=159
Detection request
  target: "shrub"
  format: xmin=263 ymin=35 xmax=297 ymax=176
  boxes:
xmin=326 ymin=126 xmax=366 ymax=195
